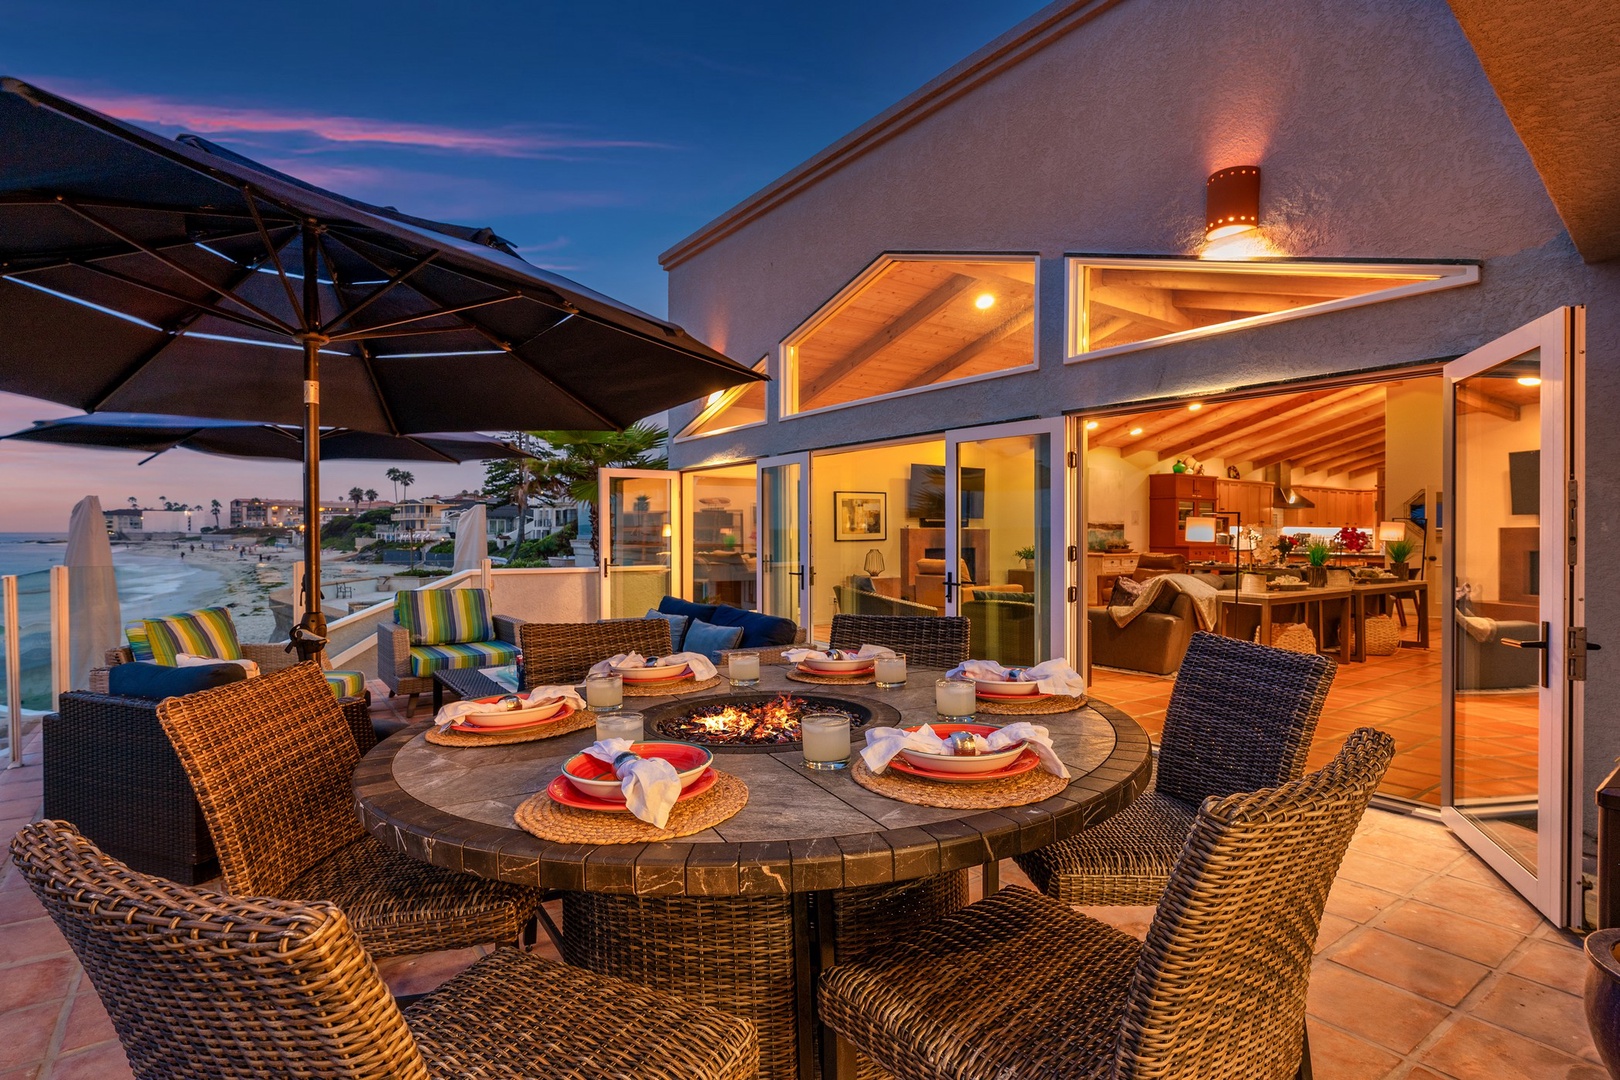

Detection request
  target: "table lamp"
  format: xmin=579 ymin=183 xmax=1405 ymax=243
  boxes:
xmin=863 ymin=548 xmax=886 ymax=577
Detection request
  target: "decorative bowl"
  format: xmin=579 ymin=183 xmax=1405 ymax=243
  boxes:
xmin=897 ymin=723 xmax=1028 ymax=774
xmin=615 ymin=661 xmax=690 ymax=682
xmin=459 ymin=696 xmax=565 ymax=728
xmin=969 ymin=676 xmax=1041 ymax=697
xmin=562 ymin=741 xmax=714 ymax=801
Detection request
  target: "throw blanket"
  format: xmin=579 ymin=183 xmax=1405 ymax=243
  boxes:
xmin=1456 ymin=609 xmax=1499 ymax=643
xmin=1109 ymin=573 xmax=1221 ymax=631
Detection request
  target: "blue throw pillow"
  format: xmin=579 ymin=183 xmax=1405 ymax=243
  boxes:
xmin=108 ymin=660 xmax=247 ymax=701
xmin=658 ymin=595 xmax=718 ymax=623
xmin=705 ymin=603 xmax=798 ymax=648
xmin=683 ymin=619 xmax=744 ymax=661
xmin=645 ymin=608 xmax=690 ymax=652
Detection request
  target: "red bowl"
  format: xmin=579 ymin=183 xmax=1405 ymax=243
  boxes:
xmin=562 ymin=741 xmax=713 ymax=801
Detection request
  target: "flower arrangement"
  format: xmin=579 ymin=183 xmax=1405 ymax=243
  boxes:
xmin=1274 ymin=533 xmax=1300 ymax=558
xmin=1249 ymin=532 xmax=1280 ymax=565
xmin=1333 ymin=526 xmax=1371 ymax=554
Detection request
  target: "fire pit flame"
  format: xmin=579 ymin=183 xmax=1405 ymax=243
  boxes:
xmin=666 ymin=693 xmax=858 ymax=747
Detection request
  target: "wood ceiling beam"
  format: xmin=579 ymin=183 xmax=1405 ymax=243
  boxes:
xmin=1233 ymin=410 xmax=1383 ymax=466
xmin=910 ymin=306 xmax=1035 ymax=386
xmin=1456 ymin=384 xmax=1519 ymax=420
xmin=1086 ymin=415 xmax=1147 ymax=446
xmin=799 ymin=273 xmax=977 ymax=406
xmin=1092 ymin=268 xmax=1423 ymax=297
xmin=1088 ymin=283 xmax=1194 ymax=333
xmin=1156 ymin=387 xmax=1373 ymax=457
xmin=1170 ymin=290 xmax=1321 ymax=314
xmin=1312 ymin=445 xmax=1387 ymax=476
xmin=1257 ymin=419 xmax=1386 ymax=469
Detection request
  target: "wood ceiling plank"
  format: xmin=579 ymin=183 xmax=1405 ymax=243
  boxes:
xmin=912 ymin=312 xmax=1036 ymax=385
xmin=799 ymin=273 xmax=978 ymax=406
xmin=1170 ymin=290 xmax=1323 ymax=314
xmin=1157 ymin=387 xmax=1371 ymax=457
xmin=1230 ymin=408 xmax=1383 ymax=466
xmin=1456 ymin=384 xmax=1520 ymax=420
xmin=1311 ymin=445 xmax=1387 ymax=476
xmin=1093 ymin=268 xmax=1428 ymax=297
xmin=1256 ymin=418 xmax=1386 ymax=469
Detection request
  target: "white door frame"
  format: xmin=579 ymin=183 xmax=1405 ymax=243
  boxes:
xmin=1440 ymin=306 xmax=1584 ymax=926
xmin=597 ymin=468 xmax=681 ymax=620
xmin=757 ymin=452 xmax=813 ymax=635
xmin=943 ymin=417 xmax=1070 ymax=663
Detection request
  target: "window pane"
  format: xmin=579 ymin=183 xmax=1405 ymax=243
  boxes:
xmin=684 ymin=359 xmax=768 ymax=437
xmin=791 ymin=257 xmax=1036 ymax=413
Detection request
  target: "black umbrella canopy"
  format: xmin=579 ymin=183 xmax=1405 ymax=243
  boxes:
xmin=0 ymin=77 xmax=764 ymax=432
xmin=3 ymin=412 xmax=529 ymax=464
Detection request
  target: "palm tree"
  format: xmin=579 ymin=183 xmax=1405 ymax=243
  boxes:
xmin=531 ymin=424 xmax=668 ymax=561
xmin=385 ymin=467 xmax=402 ymax=502
xmin=348 ymin=486 xmax=364 ymax=513
xmin=364 ymin=488 xmax=378 ymax=508
xmin=210 ymin=499 xmax=222 ymax=529
xmin=398 ymin=471 xmax=415 ymax=502
xmin=127 ymin=496 xmax=138 ymax=510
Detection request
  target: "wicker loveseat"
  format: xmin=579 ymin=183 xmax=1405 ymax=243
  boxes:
xmin=377 ymin=588 xmax=521 ymax=716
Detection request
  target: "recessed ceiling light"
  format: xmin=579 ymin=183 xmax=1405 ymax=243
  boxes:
xmin=1129 ymin=427 xmax=1144 ymax=437
xmin=1517 ymin=376 xmax=1542 ymax=387
xmin=1187 ymin=402 xmax=1203 ymax=411
xmin=974 ymin=293 xmax=996 ymax=309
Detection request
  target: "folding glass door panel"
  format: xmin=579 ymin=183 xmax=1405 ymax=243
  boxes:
xmin=684 ymin=465 xmax=758 ymax=610
xmin=946 ymin=419 xmax=1067 ymax=667
xmin=598 ymin=469 xmax=679 ymax=620
xmin=758 ymin=454 xmax=810 ymax=636
xmin=1442 ymin=307 xmax=1584 ymax=925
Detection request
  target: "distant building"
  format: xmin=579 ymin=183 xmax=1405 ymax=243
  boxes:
xmin=380 ymin=498 xmax=458 ymax=542
xmin=486 ymin=502 xmax=581 ymax=547
xmin=230 ymin=498 xmax=349 ymax=529
xmin=103 ymin=508 xmax=142 ymax=537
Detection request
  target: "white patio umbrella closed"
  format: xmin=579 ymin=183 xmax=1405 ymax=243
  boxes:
xmin=452 ymin=504 xmax=488 ymax=575
xmin=65 ymin=496 xmax=121 ymax=690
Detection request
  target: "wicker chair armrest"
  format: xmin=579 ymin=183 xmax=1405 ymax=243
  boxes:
xmin=104 ymin=647 xmax=134 ymax=667
xmin=718 ymin=644 xmax=796 ymax=667
xmin=493 ymin=614 xmax=523 ymax=644
xmin=377 ymin=622 xmax=411 ymax=677
xmin=338 ymin=696 xmax=377 ymax=755
xmin=88 ymin=668 xmax=111 ymax=695
xmin=241 ymin=642 xmax=295 ymax=671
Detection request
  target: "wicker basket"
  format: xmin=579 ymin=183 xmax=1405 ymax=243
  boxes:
xmin=1259 ymin=622 xmax=1318 ymax=655
xmin=1362 ymin=614 xmax=1401 ymax=656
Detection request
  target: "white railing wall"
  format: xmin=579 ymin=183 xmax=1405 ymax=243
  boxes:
xmin=48 ymin=565 xmax=69 ymax=706
xmin=3 ymin=575 xmax=21 ymax=766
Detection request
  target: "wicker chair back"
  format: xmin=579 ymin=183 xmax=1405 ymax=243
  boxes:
xmin=517 ymin=619 xmax=672 ymax=687
xmin=157 ymin=662 xmax=366 ymax=898
xmin=10 ymin=820 xmax=429 ymax=1080
xmin=1115 ymin=727 xmax=1395 ymax=1079
xmin=828 ymin=614 xmax=970 ymax=669
xmin=1155 ymin=631 xmax=1334 ymax=805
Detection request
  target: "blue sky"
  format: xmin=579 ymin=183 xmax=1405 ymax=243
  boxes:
xmin=1 ymin=0 xmax=1047 ymax=530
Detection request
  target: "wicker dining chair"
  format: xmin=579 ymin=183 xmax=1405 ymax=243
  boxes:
xmin=1017 ymin=631 xmax=1334 ymax=904
xmin=828 ymin=613 xmax=970 ymax=669
xmin=518 ymin=618 xmax=672 ymax=688
xmin=11 ymin=820 xmax=758 ymax=1080
xmin=819 ymin=727 xmax=1395 ymax=1080
xmin=156 ymin=661 xmax=544 ymax=958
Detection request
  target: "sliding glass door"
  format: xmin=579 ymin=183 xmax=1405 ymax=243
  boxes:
xmin=598 ymin=469 xmax=679 ymax=620
xmin=758 ymin=454 xmax=810 ymax=634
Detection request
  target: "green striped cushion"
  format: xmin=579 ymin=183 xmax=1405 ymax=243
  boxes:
xmin=394 ymin=589 xmax=494 ymax=646
xmin=140 ymin=607 xmax=244 ymax=666
xmin=324 ymin=670 xmax=368 ymax=699
xmin=408 ymin=640 xmax=519 ymax=677
xmin=124 ymin=622 xmax=155 ymax=662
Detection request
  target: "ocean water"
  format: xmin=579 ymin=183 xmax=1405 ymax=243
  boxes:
xmin=0 ymin=533 xmax=235 ymax=711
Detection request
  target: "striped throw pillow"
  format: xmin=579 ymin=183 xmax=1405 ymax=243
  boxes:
xmin=142 ymin=607 xmax=245 ymax=667
xmin=124 ymin=622 xmax=155 ymax=662
xmin=394 ymin=589 xmax=494 ymax=646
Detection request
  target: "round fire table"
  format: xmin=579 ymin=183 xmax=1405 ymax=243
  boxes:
xmin=355 ymin=666 xmax=1151 ymax=1080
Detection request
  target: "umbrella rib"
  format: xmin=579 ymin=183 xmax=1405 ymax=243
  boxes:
xmin=404 ymin=435 xmax=461 ymax=464
xmin=326 ymin=295 xmax=519 ymax=342
xmin=244 ymin=189 xmax=304 ymax=328
xmin=324 ymin=251 xmax=439 ymax=334
xmin=317 ymin=235 xmax=405 ymax=437
xmin=459 ymin=317 xmax=621 ymax=430
xmin=4 ymin=260 xmax=286 ymax=337
xmin=58 ymin=198 xmax=298 ymax=336
xmin=0 ymin=225 xmax=278 ymax=272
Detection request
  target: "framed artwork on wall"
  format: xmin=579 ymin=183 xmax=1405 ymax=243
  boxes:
xmin=834 ymin=491 xmax=887 ymax=542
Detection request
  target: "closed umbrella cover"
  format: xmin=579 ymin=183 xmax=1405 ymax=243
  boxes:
xmin=65 ymin=495 xmax=121 ymax=690
xmin=452 ymin=504 xmax=488 ymax=574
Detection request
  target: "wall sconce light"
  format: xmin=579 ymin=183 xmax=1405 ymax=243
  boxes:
xmin=1206 ymin=166 xmax=1261 ymax=239
xmin=864 ymin=548 xmax=886 ymax=577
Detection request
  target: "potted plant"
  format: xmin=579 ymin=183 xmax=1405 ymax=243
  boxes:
xmin=1015 ymin=545 xmax=1037 ymax=569
xmin=1304 ymin=541 xmax=1332 ymax=587
xmin=1385 ymin=538 xmax=1416 ymax=579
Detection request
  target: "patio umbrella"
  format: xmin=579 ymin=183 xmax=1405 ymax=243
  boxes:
xmin=452 ymin=504 xmax=488 ymax=574
xmin=2 ymin=412 xmax=530 ymax=465
xmin=65 ymin=495 xmax=121 ymax=691
xmin=0 ymin=78 xmax=763 ymax=657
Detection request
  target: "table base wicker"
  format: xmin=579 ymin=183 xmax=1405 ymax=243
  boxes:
xmin=562 ymin=870 xmax=968 ymax=1080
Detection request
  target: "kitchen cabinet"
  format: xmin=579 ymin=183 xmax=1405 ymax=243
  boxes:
xmin=1280 ymin=486 xmax=1378 ymax=529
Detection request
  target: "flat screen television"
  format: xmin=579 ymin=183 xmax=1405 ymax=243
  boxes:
xmin=907 ymin=465 xmax=985 ymax=524
xmin=1509 ymin=450 xmax=1540 ymax=516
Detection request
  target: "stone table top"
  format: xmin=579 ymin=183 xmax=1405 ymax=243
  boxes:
xmin=354 ymin=666 xmax=1152 ymax=897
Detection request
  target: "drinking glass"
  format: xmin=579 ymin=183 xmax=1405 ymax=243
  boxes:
xmin=595 ymin=710 xmax=644 ymax=744
xmin=729 ymin=652 xmax=761 ymax=687
xmin=801 ymin=712 xmax=852 ymax=770
xmin=585 ymin=672 xmax=623 ymax=712
xmin=934 ymin=677 xmax=976 ymax=721
xmin=873 ymin=653 xmax=907 ymax=689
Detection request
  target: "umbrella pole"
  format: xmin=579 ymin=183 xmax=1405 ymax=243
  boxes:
xmin=294 ymin=225 xmax=328 ymax=663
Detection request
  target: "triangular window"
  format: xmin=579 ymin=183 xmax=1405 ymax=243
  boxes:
xmin=680 ymin=356 xmax=769 ymax=438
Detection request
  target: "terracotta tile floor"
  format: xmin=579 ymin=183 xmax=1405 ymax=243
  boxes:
xmin=0 ymin=688 xmax=1599 ymax=1079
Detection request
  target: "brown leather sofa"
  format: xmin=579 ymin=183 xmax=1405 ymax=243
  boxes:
xmin=1087 ymin=588 xmax=1199 ymax=675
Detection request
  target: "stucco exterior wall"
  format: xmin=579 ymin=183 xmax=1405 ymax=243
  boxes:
xmin=661 ymin=0 xmax=1620 ymax=857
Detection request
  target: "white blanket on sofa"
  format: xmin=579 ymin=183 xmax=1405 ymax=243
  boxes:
xmin=1109 ymin=573 xmax=1222 ymax=631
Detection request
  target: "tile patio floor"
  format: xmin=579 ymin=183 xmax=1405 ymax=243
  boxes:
xmin=0 ymin=683 xmax=1602 ymax=1079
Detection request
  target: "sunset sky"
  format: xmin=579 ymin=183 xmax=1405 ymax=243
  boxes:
xmin=1 ymin=0 xmax=1043 ymax=532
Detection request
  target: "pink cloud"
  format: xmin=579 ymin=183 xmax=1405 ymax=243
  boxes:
xmin=76 ymin=90 xmax=668 ymax=158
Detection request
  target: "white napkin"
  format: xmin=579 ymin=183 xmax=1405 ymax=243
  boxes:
xmin=947 ymin=658 xmax=1085 ymax=697
xmin=783 ymin=644 xmax=897 ymax=665
xmin=583 ymin=738 xmax=683 ymax=827
xmin=176 ymin=653 xmax=261 ymax=679
xmin=589 ymin=651 xmax=719 ymax=681
xmin=434 ymin=684 xmax=585 ymax=731
xmin=860 ymin=721 xmax=1068 ymax=777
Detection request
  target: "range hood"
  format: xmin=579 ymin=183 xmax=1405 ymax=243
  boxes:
xmin=1266 ymin=463 xmax=1316 ymax=510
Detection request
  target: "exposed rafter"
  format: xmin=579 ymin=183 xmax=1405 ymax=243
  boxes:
xmin=799 ymin=273 xmax=977 ymax=405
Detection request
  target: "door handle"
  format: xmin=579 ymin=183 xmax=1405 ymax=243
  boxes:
xmin=1500 ymin=639 xmax=1546 ymax=648
xmin=787 ymin=566 xmax=804 ymax=579
xmin=943 ymin=573 xmax=957 ymax=603
xmin=1500 ymin=622 xmax=1552 ymax=687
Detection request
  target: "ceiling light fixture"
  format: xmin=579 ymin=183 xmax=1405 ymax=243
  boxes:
xmin=1084 ymin=420 xmax=1100 ymax=430
xmin=1129 ymin=427 xmax=1144 ymax=437
xmin=1187 ymin=402 xmax=1203 ymax=411
xmin=1517 ymin=376 xmax=1542 ymax=387
xmin=974 ymin=293 xmax=996 ymax=309
xmin=1206 ymin=166 xmax=1261 ymax=239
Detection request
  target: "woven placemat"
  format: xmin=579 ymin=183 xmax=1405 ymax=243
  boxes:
xmin=787 ymin=668 xmax=877 ymax=687
xmin=974 ymin=694 xmax=1087 ymax=716
xmin=513 ymin=771 xmax=748 ymax=843
xmin=426 ymin=706 xmax=598 ymax=747
xmin=622 ymin=674 xmax=723 ymax=698
xmin=851 ymin=757 xmax=1068 ymax=809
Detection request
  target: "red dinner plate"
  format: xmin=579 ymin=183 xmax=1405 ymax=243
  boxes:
xmin=796 ymin=662 xmax=874 ymax=676
xmin=620 ymin=667 xmax=694 ymax=683
xmin=887 ymin=748 xmax=1041 ymax=784
xmin=547 ymin=768 xmax=718 ymax=813
xmin=975 ymin=688 xmax=1053 ymax=702
xmin=450 ymin=701 xmax=576 ymax=734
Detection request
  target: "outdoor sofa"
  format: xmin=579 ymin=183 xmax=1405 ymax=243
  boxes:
xmin=377 ymin=588 xmax=521 ymax=716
